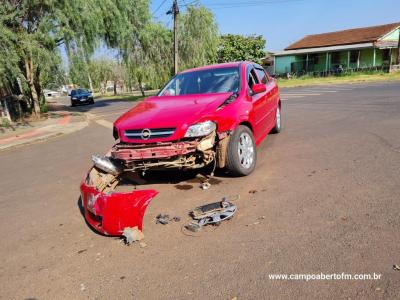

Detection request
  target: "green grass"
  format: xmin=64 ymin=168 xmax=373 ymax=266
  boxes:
xmin=277 ymin=71 xmax=400 ymax=88
xmin=94 ymin=93 xmax=156 ymax=102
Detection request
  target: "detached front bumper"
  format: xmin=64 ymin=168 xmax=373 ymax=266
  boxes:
xmin=80 ymin=167 xmax=158 ymax=236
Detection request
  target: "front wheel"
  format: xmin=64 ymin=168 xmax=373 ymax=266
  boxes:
xmin=226 ymin=125 xmax=257 ymax=176
xmin=270 ymin=105 xmax=281 ymax=134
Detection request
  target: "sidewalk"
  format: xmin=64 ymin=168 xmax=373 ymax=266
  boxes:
xmin=0 ymin=106 xmax=88 ymax=151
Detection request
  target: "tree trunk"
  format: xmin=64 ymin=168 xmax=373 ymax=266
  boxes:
xmin=24 ymin=56 xmax=40 ymax=115
xmin=113 ymin=81 xmax=117 ymax=95
xmin=88 ymin=74 xmax=94 ymax=92
xmin=138 ymin=78 xmax=145 ymax=97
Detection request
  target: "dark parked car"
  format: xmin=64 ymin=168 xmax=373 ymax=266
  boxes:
xmin=70 ymin=89 xmax=94 ymax=106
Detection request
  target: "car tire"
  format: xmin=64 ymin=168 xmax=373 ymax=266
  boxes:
xmin=71 ymin=102 xmax=75 ymax=107
xmin=270 ymin=105 xmax=281 ymax=134
xmin=226 ymin=125 xmax=257 ymax=176
xmin=90 ymin=99 xmax=94 ymax=105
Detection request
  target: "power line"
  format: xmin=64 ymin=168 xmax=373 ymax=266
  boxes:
xmin=199 ymin=0 xmax=303 ymax=9
xmin=152 ymin=0 xmax=169 ymax=16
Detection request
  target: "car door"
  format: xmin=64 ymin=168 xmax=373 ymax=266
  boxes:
xmin=255 ymin=67 xmax=276 ymax=130
xmin=247 ymin=65 xmax=269 ymax=141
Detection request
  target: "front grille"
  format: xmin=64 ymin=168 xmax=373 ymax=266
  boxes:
xmin=124 ymin=128 xmax=175 ymax=139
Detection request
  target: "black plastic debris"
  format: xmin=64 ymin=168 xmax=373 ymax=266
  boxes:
xmin=156 ymin=214 xmax=181 ymax=225
xmin=185 ymin=199 xmax=237 ymax=232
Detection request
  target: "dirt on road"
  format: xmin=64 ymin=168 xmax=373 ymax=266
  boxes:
xmin=0 ymin=82 xmax=399 ymax=299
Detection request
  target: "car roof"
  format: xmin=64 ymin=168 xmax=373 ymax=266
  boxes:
xmin=179 ymin=61 xmax=252 ymax=74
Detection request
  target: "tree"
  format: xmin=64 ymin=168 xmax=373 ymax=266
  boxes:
xmin=123 ymin=23 xmax=173 ymax=96
xmin=178 ymin=6 xmax=219 ymax=71
xmin=0 ymin=0 xmax=151 ymax=115
xmin=88 ymin=58 xmax=114 ymax=93
xmin=217 ymin=34 xmax=266 ymax=64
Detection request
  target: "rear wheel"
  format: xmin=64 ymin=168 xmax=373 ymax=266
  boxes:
xmin=271 ymin=105 xmax=281 ymax=134
xmin=226 ymin=125 xmax=257 ymax=176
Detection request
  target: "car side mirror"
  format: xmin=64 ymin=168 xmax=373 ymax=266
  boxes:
xmin=251 ymin=83 xmax=266 ymax=95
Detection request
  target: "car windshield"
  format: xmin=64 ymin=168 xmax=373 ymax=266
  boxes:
xmin=71 ymin=89 xmax=88 ymax=95
xmin=159 ymin=67 xmax=240 ymax=96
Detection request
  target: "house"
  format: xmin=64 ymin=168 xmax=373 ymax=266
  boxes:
xmin=274 ymin=22 xmax=400 ymax=76
xmin=261 ymin=51 xmax=275 ymax=75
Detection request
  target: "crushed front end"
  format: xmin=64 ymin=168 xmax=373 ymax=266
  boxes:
xmin=110 ymin=131 xmax=219 ymax=172
xmin=80 ymin=125 xmax=230 ymax=236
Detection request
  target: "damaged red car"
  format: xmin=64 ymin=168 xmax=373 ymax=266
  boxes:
xmin=81 ymin=61 xmax=281 ymax=236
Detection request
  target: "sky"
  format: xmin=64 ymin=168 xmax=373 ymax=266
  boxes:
xmin=151 ymin=0 xmax=400 ymax=52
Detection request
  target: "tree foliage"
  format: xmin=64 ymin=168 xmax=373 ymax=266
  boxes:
xmin=217 ymin=34 xmax=266 ymax=64
xmin=122 ymin=22 xmax=173 ymax=95
xmin=0 ymin=0 xmax=150 ymax=115
xmin=1 ymin=1 xmax=267 ymax=118
xmin=178 ymin=6 xmax=219 ymax=70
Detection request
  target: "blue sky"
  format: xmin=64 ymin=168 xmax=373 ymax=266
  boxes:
xmin=152 ymin=0 xmax=400 ymax=51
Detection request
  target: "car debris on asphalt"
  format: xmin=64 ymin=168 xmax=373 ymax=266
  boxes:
xmin=184 ymin=199 xmax=237 ymax=232
xmin=200 ymin=182 xmax=211 ymax=190
xmin=155 ymin=214 xmax=181 ymax=225
xmin=122 ymin=226 xmax=145 ymax=245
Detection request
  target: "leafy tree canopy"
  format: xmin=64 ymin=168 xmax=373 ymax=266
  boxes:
xmin=178 ymin=6 xmax=219 ymax=70
xmin=217 ymin=34 xmax=266 ymax=65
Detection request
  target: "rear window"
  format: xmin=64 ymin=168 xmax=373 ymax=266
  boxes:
xmin=71 ymin=89 xmax=87 ymax=95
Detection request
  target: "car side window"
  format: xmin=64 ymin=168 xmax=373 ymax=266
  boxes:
xmin=255 ymin=68 xmax=268 ymax=84
xmin=247 ymin=68 xmax=259 ymax=90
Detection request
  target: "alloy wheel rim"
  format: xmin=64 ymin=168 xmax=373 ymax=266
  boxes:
xmin=238 ymin=132 xmax=254 ymax=169
xmin=276 ymin=107 xmax=281 ymax=129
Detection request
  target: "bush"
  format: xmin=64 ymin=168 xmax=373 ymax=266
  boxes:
xmin=40 ymin=102 xmax=48 ymax=113
xmin=1 ymin=117 xmax=11 ymax=128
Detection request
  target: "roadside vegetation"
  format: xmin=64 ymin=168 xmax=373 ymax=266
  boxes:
xmin=278 ymin=70 xmax=400 ymax=88
xmin=0 ymin=1 xmax=267 ymax=121
xmin=94 ymin=93 xmax=153 ymax=102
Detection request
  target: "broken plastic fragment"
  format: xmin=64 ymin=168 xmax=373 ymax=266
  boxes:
xmin=186 ymin=200 xmax=237 ymax=231
xmin=122 ymin=226 xmax=144 ymax=245
xmin=200 ymin=182 xmax=211 ymax=190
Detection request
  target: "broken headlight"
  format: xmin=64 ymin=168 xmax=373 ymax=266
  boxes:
xmin=184 ymin=121 xmax=216 ymax=138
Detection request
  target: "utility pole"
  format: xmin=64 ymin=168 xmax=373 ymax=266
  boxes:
xmin=167 ymin=0 xmax=179 ymax=74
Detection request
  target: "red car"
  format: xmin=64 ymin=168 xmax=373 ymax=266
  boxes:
xmin=113 ymin=61 xmax=281 ymax=176
xmin=81 ymin=61 xmax=281 ymax=236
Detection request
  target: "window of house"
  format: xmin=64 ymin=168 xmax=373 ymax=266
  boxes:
xmin=350 ymin=51 xmax=359 ymax=63
xmin=331 ymin=52 xmax=341 ymax=64
xmin=382 ymin=49 xmax=390 ymax=62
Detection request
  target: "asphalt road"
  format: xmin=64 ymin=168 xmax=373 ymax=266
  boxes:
xmin=1 ymin=82 xmax=400 ymax=299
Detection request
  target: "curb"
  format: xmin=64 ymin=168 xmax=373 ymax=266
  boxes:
xmin=0 ymin=112 xmax=88 ymax=151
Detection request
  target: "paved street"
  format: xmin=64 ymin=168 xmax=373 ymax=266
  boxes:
xmin=1 ymin=82 xmax=400 ymax=299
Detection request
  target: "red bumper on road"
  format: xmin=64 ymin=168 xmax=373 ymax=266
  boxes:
xmin=80 ymin=181 xmax=158 ymax=236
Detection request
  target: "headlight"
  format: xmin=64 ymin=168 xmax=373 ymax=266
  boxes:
xmin=184 ymin=121 xmax=216 ymax=138
xmin=72 ymin=97 xmax=77 ymax=100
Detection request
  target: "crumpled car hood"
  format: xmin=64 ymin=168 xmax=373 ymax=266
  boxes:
xmin=114 ymin=93 xmax=231 ymax=143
